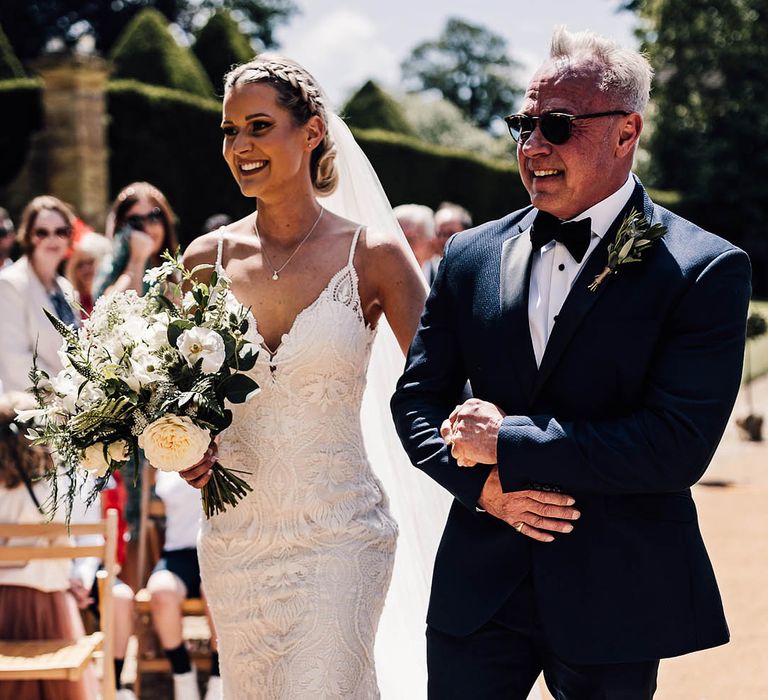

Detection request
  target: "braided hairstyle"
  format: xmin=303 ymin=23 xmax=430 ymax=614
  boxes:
xmin=224 ymin=55 xmax=339 ymax=196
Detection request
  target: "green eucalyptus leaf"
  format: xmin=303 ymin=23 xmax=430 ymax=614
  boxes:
xmin=168 ymin=319 xmax=194 ymax=347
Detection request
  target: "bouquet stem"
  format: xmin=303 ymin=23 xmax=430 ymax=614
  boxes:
xmin=201 ymin=463 xmax=253 ymax=518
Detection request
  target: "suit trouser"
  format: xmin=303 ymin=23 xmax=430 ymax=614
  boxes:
xmin=426 ymin=575 xmax=659 ymax=700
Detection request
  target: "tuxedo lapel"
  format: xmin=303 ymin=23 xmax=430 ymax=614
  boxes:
xmin=530 ymin=181 xmax=647 ymax=403
xmin=499 ymin=211 xmax=538 ymax=402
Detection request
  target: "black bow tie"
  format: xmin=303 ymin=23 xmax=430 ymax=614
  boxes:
xmin=530 ymin=211 xmax=592 ymax=263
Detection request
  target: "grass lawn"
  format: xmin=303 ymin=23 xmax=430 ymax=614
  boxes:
xmin=744 ymin=299 xmax=768 ymax=383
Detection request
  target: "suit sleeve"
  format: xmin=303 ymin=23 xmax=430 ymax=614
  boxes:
xmin=497 ymin=248 xmax=752 ymax=495
xmin=391 ymin=238 xmax=492 ymax=511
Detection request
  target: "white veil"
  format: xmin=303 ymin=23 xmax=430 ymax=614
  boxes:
xmin=321 ymin=114 xmax=452 ymax=698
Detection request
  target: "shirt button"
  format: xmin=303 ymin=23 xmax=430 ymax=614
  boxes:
xmin=558 ymin=263 xmax=565 ymax=271
xmin=553 ymin=315 xmax=559 ymax=322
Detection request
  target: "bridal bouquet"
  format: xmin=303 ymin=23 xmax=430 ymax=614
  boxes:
xmin=23 ymin=253 xmax=260 ymax=520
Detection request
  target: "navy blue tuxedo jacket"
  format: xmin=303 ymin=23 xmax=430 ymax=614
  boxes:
xmin=391 ymin=179 xmax=751 ymax=664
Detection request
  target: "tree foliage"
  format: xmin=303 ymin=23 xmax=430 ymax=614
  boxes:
xmin=401 ymin=93 xmax=513 ymax=160
xmin=342 ymin=80 xmax=414 ymax=136
xmin=0 ymin=1 xmax=295 ymax=62
xmin=111 ymin=8 xmax=214 ymax=98
xmin=401 ymin=17 xmax=521 ymax=129
xmin=192 ymin=10 xmax=254 ymax=95
xmin=625 ymin=0 xmax=768 ymax=293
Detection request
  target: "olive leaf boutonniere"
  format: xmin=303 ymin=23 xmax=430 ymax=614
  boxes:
xmin=589 ymin=209 xmax=667 ymax=292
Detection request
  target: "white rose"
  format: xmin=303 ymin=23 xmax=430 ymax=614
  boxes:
xmin=176 ymin=327 xmax=226 ymax=374
xmin=81 ymin=440 xmax=128 ymax=478
xmin=138 ymin=415 xmax=211 ymax=472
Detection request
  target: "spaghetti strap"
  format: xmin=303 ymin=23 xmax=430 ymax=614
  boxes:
xmin=215 ymin=226 xmax=226 ymax=274
xmin=347 ymin=226 xmax=364 ymax=267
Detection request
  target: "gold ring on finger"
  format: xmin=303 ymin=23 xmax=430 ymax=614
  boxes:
xmin=515 ymin=522 xmax=524 ymax=533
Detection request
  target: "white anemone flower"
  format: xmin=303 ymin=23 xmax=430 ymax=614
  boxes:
xmin=176 ymin=327 xmax=226 ymax=374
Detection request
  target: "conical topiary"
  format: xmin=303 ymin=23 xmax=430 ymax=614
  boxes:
xmin=342 ymin=80 xmax=414 ymax=135
xmin=193 ymin=10 xmax=254 ymax=95
xmin=110 ymin=8 xmax=213 ymax=98
xmin=0 ymin=24 xmax=25 ymax=79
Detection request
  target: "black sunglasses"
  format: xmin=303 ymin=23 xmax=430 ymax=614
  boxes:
xmin=33 ymin=226 xmax=72 ymax=240
xmin=0 ymin=227 xmax=12 ymax=238
xmin=504 ymin=110 xmax=631 ymax=145
xmin=126 ymin=207 xmax=164 ymax=230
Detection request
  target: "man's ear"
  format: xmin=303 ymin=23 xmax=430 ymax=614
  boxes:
xmin=615 ymin=113 xmax=643 ymax=157
xmin=305 ymin=115 xmax=325 ymax=151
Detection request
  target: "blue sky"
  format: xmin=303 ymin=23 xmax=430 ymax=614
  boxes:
xmin=276 ymin=0 xmax=639 ymax=111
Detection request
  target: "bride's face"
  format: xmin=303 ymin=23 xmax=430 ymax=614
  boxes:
xmin=221 ymin=82 xmax=322 ymax=199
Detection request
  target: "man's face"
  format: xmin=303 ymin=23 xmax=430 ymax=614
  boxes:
xmin=517 ymin=60 xmax=632 ymax=219
xmin=400 ymin=221 xmax=433 ymax=264
xmin=435 ymin=217 xmax=465 ymax=256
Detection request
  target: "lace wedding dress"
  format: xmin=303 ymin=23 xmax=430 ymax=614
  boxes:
xmin=199 ymin=227 xmax=400 ymax=698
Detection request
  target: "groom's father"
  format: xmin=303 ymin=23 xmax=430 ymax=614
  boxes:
xmin=391 ymin=27 xmax=751 ymax=699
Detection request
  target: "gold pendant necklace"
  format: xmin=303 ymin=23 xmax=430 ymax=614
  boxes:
xmin=253 ymin=208 xmax=324 ymax=281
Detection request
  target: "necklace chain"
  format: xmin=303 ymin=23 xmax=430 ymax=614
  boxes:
xmin=253 ymin=208 xmax=324 ymax=281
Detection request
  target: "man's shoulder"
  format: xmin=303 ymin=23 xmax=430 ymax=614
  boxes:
xmin=652 ymin=201 xmax=748 ymax=271
xmin=444 ymin=206 xmax=534 ymax=260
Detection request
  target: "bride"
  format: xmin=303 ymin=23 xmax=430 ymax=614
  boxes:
xmin=179 ymin=54 xmax=452 ymax=698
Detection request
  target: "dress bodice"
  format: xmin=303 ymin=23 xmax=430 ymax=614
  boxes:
xmin=205 ymin=227 xmax=389 ymax=538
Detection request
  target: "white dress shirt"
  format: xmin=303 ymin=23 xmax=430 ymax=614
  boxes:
xmin=527 ymin=175 xmax=635 ymax=366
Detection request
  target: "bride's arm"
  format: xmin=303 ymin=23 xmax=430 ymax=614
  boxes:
xmin=362 ymin=229 xmax=428 ymax=354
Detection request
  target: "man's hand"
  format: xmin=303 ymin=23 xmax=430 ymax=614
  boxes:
xmin=479 ymin=467 xmax=580 ymax=542
xmin=440 ymin=398 xmax=505 ymax=466
xmin=179 ymin=441 xmax=217 ymax=489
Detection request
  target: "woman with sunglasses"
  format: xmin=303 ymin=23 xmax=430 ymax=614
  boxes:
xmin=0 ymin=195 xmax=79 ymax=392
xmin=96 ymin=181 xmax=178 ymax=298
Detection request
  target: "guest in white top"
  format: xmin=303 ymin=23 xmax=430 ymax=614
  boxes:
xmin=0 ymin=390 xmax=99 ymax=700
xmin=0 ymin=195 xmax=79 ymax=392
xmin=147 ymin=471 xmax=221 ymax=700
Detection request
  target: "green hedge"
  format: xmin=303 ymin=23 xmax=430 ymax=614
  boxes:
xmin=353 ymin=128 xmax=529 ymax=223
xmin=192 ymin=10 xmax=254 ymax=95
xmin=0 ymin=78 xmax=42 ymax=186
xmin=342 ymin=80 xmax=415 ymax=136
xmin=110 ymin=8 xmax=213 ymax=98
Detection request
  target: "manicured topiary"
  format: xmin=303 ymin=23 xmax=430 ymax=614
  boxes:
xmin=342 ymin=80 xmax=414 ymax=136
xmin=0 ymin=78 xmax=42 ymax=186
xmin=192 ymin=10 xmax=254 ymax=95
xmin=110 ymin=8 xmax=213 ymax=98
xmin=0 ymin=24 xmax=24 ymax=79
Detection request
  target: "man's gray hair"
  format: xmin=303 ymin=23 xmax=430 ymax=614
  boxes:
xmin=394 ymin=204 xmax=435 ymax=238
xmin=549 ymin=26 xmax=653 ymax=113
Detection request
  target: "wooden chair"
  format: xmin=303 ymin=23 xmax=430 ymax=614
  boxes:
xmin=0 ymin=508 xmax=118 ymax=700
xmin=133 ymin=461 xmax=211 ymax=697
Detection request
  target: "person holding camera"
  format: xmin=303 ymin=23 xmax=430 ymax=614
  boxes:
xmin=97 ymin=182 xmax=178 ymax=298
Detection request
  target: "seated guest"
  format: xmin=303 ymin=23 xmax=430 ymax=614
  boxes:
xmin=394 ymin=203 xmax=440 ymax=285
xmin=0 ymin=196 xmax=79 ymax=392
xmin=0 ymin=391 xmax=98 ymax=700
xmin=97 ymin=182 xmax=178 ymax=298
xmin=147 ymin=471 xmax=221 ymax=700
xmin=0 ymin=208 xmax=15 ymax=270
xmin=434 ymin=202 xmax=473 ymax=257
xmin=68 ymin=478 xmax=137 ymax=700
xmin=65 ymin=231 xmax=113 ymax=319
